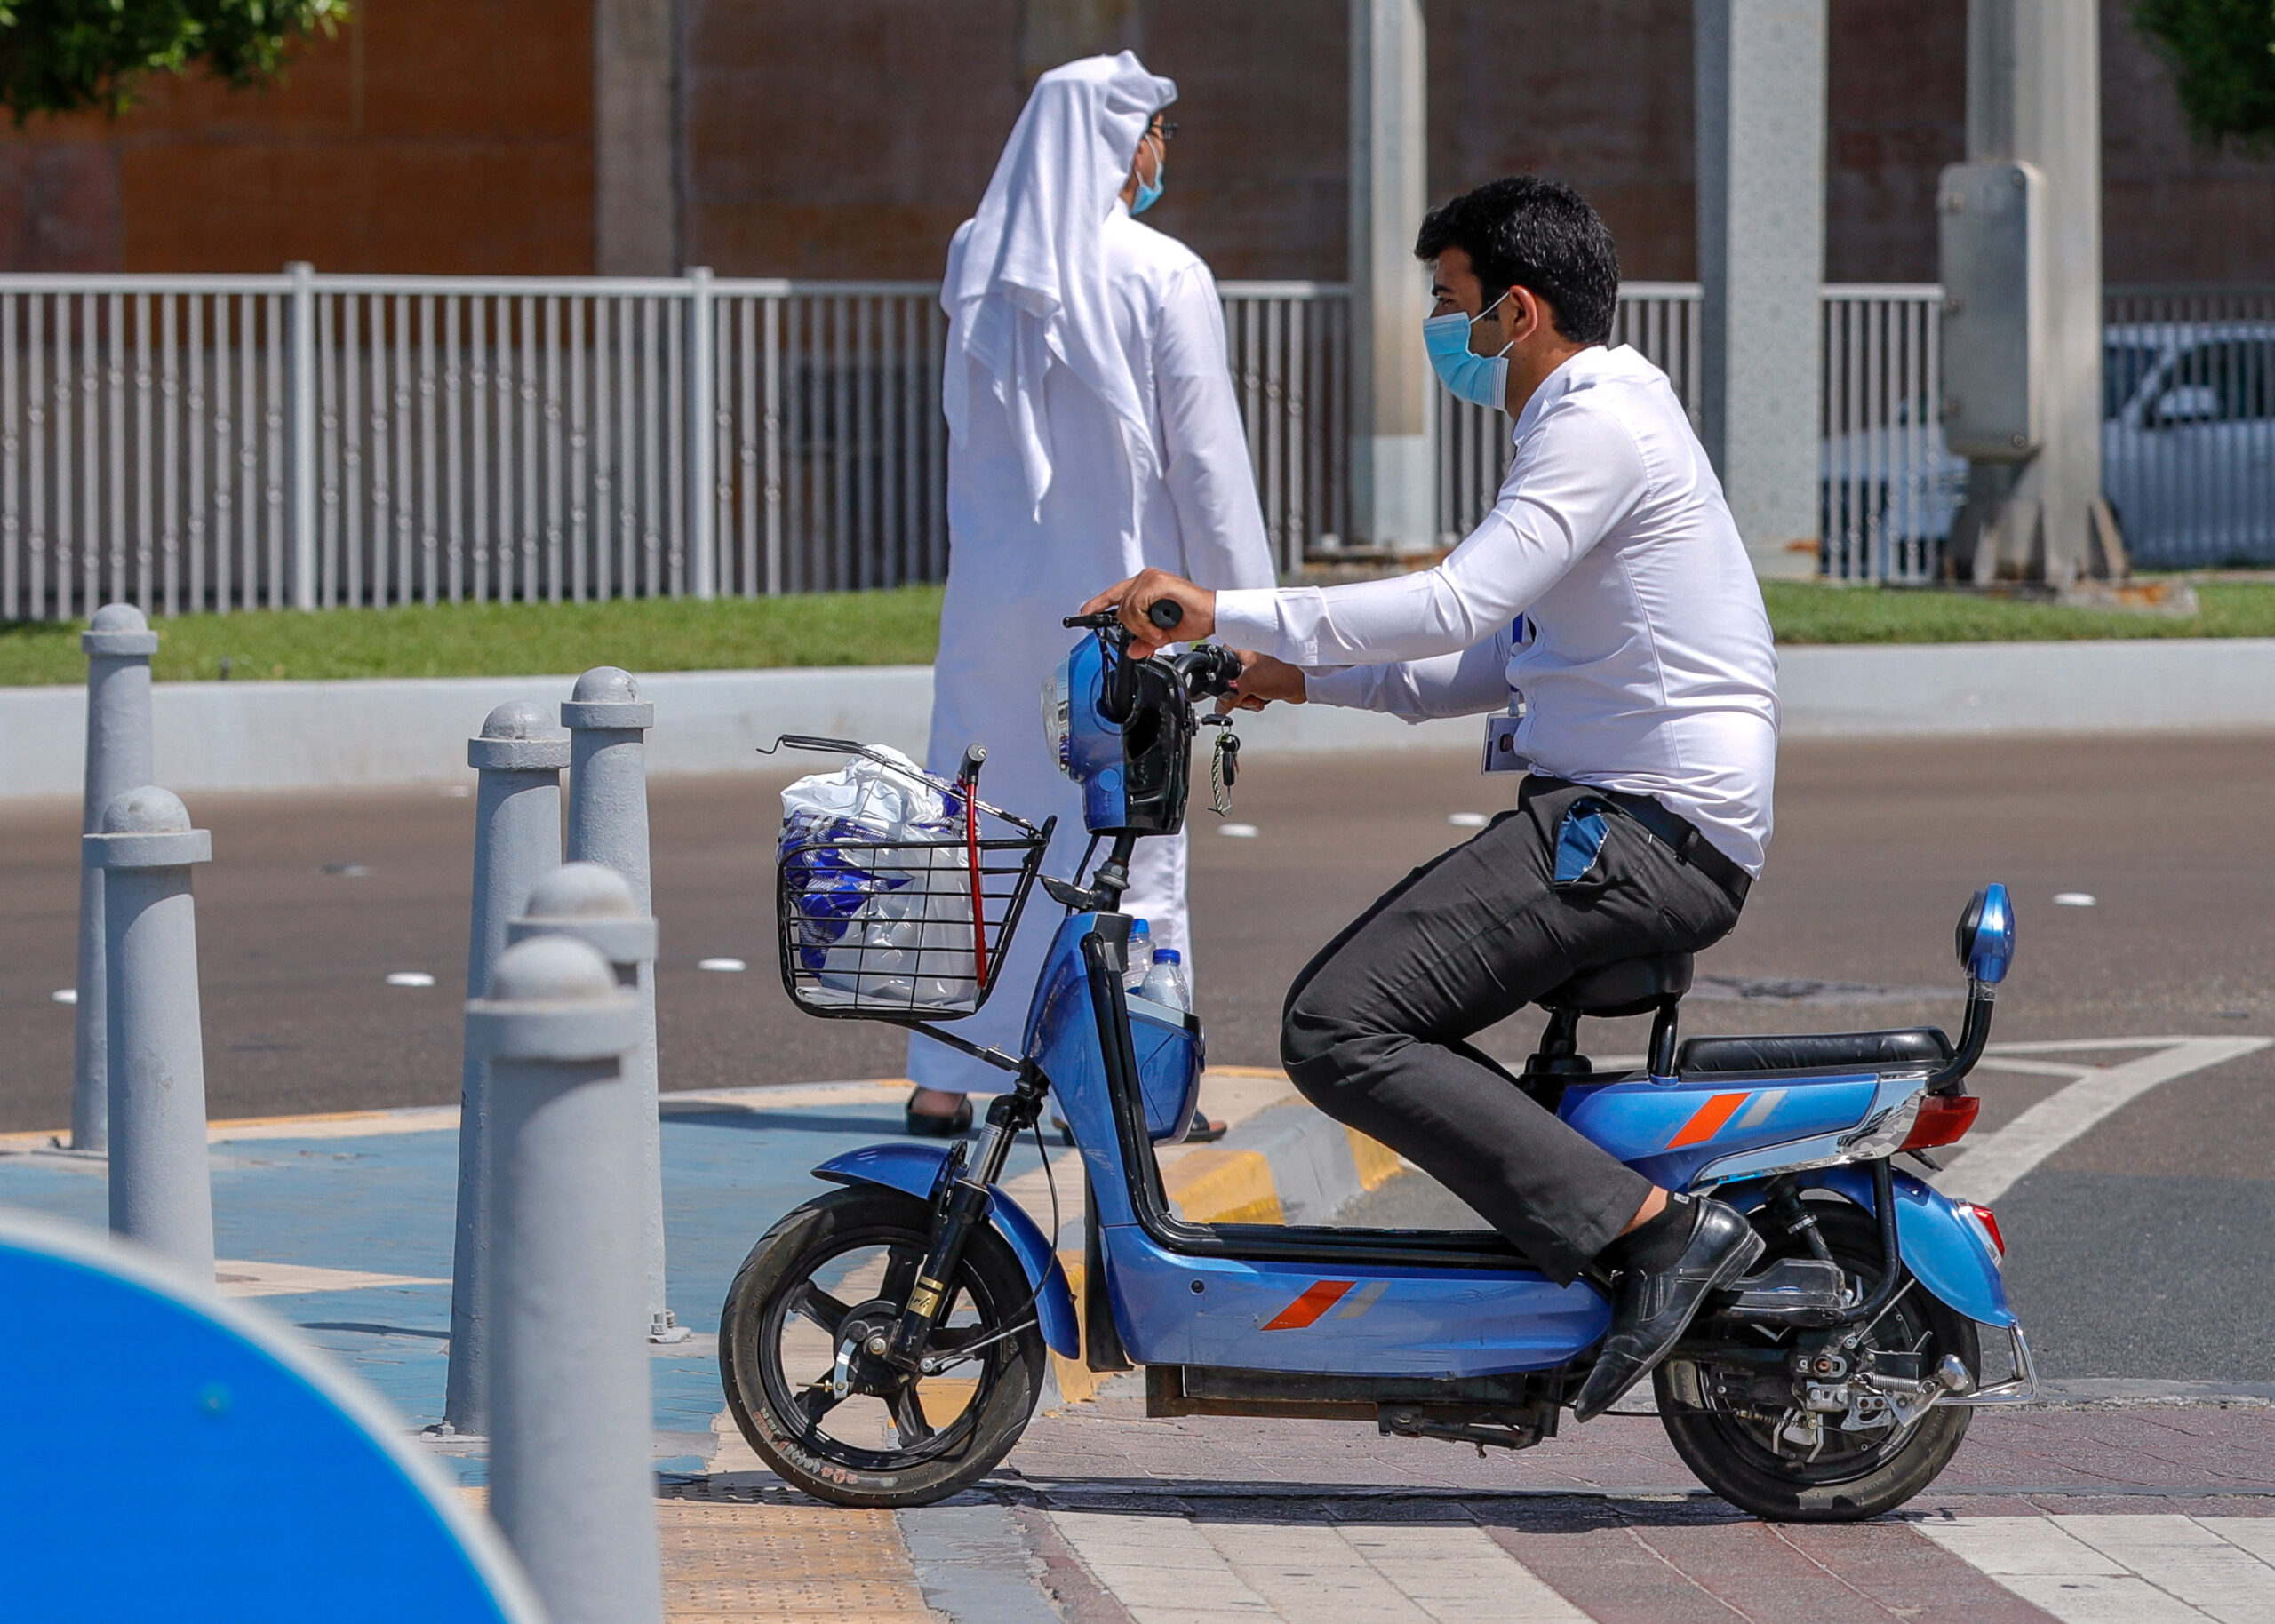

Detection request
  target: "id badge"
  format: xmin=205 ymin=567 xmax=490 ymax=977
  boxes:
xmin=1482 ymin=713 xmax=1529 ymax=774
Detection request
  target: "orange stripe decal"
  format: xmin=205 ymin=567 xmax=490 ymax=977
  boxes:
xmin=1261 ymin=1279 xmax=1356 ymax=1331
xmin=1666 ymin=1092 xmax=1750 ymax=1149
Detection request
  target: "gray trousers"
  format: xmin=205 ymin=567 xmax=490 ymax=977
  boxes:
xmin=1281 ymin=777 xmax=1744 ymax=1284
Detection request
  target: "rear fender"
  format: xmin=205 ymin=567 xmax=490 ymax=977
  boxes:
xmin=812 ymin=1143 xmax=1080 ymax=1359
xmin=1724 ymin=1163 xmax=2016 ymax=1328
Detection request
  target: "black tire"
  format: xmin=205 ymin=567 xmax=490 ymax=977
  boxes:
xmin=1656 ymin=1199 xmax=1977 ymax=1523
xmin=718 ymin=1185 xmax=1048 ymax=1509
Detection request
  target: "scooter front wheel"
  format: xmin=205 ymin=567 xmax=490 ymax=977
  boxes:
xmin=718 ymin=1185 xmax=1048 ymax=1509
xmin=1654 ymin=1201 xmax=1977 ymax=1523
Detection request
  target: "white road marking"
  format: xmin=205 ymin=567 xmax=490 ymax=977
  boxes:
xmin=1049 ymin=1514 xmax=1585 ymax=1624
xmin=1920 ymin=1515 xmax=2275 ymax=1624
xmin=1330 ymin=1524 xmax=1587 ymax=1623
xmin=2061 ymin=1516 xmax=2275 ymax=1623
xmin=50 ymin=987 xmax=76 ymax=1004
xmin=213 ymin=1259 xmax=447 ymax=1297
xmin=1050 ymin=1510 xmax=1276 ymax=1620
xmin=384 ymin=971 xmax=436 ymax=988
xmin=696 ymin=957 xmax=747 ymax=972
xmin=1936 ymin=1037 xmax=2272 ymax=1205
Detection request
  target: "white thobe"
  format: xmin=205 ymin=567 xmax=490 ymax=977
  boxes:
xmin=1216 ymin=344 xmax=1780 ymax=874
xmin=913 ymin=202 xmax=1279 ymax=1095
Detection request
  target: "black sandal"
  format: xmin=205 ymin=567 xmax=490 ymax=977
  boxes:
xmin=905 ymin=1091 xmax=973 ymax=1137
xmin=1183 ymin=1108 xmax=1228 ymax=1143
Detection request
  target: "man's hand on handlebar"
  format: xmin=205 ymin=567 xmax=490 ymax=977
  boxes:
xmin=1077 ymin=568 xmax=1217 ymax=659
xmin=1216 ymin=649 xmax=1307 ymax=714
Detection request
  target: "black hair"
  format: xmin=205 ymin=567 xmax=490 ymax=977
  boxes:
xmin=1412 ymin=176 xmax=1620 ymax=346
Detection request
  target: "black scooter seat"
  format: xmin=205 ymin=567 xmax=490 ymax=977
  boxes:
xmin=1677 ymin=1027 xmax=1952 ymax=1077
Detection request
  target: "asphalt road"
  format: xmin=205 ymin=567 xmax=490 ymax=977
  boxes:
xmin=4 ymin=731 xmax=2271 ymax=1380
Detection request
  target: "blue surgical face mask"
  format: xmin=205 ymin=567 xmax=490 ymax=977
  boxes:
xmin=1132 ymin=151 xmax=1165 ymax=215
xmin=1423 ymin=290 xmax=1513 ymax=410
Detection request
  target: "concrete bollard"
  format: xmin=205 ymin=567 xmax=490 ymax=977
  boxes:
xmin=72 ymin=604 xmax=160 ymax=1153
xmin=442 ymin=701 xmax=571 ymax=1437
xmin=84 ymin=785 xmax=215 ymax=1280
xmin=469 ymin=934 xmax=661 ymax=1624
xmin=562 ymin=666 xmax=681 ymax=1343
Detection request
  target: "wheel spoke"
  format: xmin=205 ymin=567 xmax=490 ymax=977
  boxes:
xmin=888 ymin=1382 xmax=933 ymax=1445
xmin=787 ymin=1282 xmax=853 ymax=1338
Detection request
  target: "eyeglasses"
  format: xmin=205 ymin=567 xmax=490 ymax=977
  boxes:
xmin=1146 ymin=119 xmax=1179 ymax=141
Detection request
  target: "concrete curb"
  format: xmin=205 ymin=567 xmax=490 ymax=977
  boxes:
xmin=9 ymin=637 xmax=2275 ymax=801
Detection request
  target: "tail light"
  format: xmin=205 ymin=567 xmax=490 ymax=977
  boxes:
xmin=1964 ymin=1202 xmax=2006 ymax=1258
xmin=1901 ymin=1092 xmax=1980 ymax=1150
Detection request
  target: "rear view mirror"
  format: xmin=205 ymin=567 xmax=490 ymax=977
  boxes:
xmin=2152 ymin=384 xmax=2222 ymax=425
xmin=1955 ymin=885 xmax=2016 ymax=985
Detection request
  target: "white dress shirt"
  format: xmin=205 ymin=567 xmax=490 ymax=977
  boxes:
xmin=1213 ymin=343 xmax=1780 ymax=874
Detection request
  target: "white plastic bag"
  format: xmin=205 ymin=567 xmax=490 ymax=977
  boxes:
xmin=778 ymin=748 xmax=978 ymax=1010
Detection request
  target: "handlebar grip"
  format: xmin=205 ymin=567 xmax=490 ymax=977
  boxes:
xmin=955 ymin=744 xmax=987 ymax=785
xmin=1147 ymin=599 xmax=1185 ymax=632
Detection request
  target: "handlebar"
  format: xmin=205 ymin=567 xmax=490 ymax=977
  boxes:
xmin=1060 ymin=599 xmax=1186 ymax=633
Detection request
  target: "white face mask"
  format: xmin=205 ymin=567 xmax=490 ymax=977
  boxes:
xmin=1422 ymin=289 xmax=1514 ymax=410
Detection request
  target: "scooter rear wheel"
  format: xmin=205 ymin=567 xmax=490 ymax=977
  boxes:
xmin=1655 ymin=1201 xmax=1977 ymax=1523
xmin=719 ymin=1185 xmax=1049 ymax=1508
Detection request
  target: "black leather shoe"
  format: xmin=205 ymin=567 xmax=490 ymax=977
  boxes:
xmin=905 ymin=1092 xmax=973 ymax=1138
xmin=1570 ymin=1199 xmax=1765 ymax=1421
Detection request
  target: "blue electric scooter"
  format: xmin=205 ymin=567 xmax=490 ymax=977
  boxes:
xmin=722 ymin=607 xmax=2034 ymax=1522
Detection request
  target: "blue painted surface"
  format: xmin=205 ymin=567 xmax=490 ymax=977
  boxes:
xmin=0 ymin=1212 xmax=537 ymax=1621
xmin=1103 ymin=1220 xmax=1611 ymax=1375
xmin=0 ymin=1095 xmax=1066 ymax=1485
xmin=812 ymin=1142 xmax=1080 ymax=1357
xmin=1560 ymin=1071 xmax=1881 ymax=1191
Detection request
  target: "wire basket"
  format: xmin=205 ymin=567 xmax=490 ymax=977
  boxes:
xmin=772 ymin=736 xmax=1054 ymax=1022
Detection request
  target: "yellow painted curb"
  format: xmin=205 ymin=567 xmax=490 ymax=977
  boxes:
xmin=1346 ymin=1126 xmax=1403 ymax=1191
xmin=1160 ymin=1147 xmax=1283 ymax=1226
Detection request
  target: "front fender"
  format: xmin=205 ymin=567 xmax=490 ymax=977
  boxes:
xmin=812 ymin=1143 xmax=1079 ymax=1359
xmin=1726 ymin=1164 xmax=2016 ymax=1328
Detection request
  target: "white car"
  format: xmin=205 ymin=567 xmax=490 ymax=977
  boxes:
xmin=1819 ymin=322 xmax=2275 ymax=572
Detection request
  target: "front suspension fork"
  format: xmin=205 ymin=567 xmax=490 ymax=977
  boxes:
xmin=883 ymin=1061 xmax=1050 ymax=1370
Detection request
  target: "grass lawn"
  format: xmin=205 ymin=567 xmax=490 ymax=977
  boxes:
xmin=3 ymin=577 xmax=2272 ymax=686
xmin=0 ymin=587 xmax=946 ymax=687
xmin=1760 ymin=579 xmax=2275 ymax=644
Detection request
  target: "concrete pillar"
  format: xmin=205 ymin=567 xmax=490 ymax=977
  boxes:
xmin=561 ymin=670 xmax=679 ymax=1344
xmin=86 ymin=786 xmax=215 ymax=1281
xmin=1696 ymin=0 xmax=1829 ymax=580
xmin=472 ymin=934 xmax=661 ymax=1624
xmin=1347 ymin=0 xmax=1434 ymax=556
xmin=595 ymin=0 xmax=677 ymax=275
xmin=1945 ymin=0 xmax=2110 ymax=584
xmin=443 ymin=701 xmax=570 ymax=1437
xmin=72 ymin=604 xmax=158 ymax=1153
xmin=1017 ymin=0 xmax=1142 ymax=92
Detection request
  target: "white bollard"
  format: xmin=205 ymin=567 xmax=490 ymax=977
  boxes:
xmin=470 ymin=934 xmax=661 ymax=1624
xmin=72 ymin=604 xmax=159 ymax=1153
xmin=443 ymin=701 xmax=570 ymax=1437
xmin=562 ymin=667 xmax=682 ymax=1342
xmin=85 ymin=786 xmax=215 ymax=1280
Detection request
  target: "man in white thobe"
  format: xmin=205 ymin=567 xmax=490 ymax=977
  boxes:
xmin=906 ymin=52 xmax=1279 ymax=1132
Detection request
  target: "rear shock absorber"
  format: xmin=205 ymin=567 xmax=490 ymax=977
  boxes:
xmin=1765 ymin=1177 xmax=1834 ymax=1263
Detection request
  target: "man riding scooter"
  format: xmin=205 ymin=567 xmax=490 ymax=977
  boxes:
xmin=1081 ymin=175 xmax=1781 ymax=1421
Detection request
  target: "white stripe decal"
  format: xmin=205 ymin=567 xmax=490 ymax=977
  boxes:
xmin=1334 ymin=1280 xmax=1391 ymax=1318
xmin=1735 ymin=1087 xmax=1786 ymax=1130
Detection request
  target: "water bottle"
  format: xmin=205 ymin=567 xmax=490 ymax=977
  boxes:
xmin=1139 ymin=948 xmax=1191 ymax=1012
xmin=1122 ymin=919 xmax=1153 ymax=991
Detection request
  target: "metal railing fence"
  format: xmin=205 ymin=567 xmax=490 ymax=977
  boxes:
xmin=5 ymin=269 xmax=2268 ymax=622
